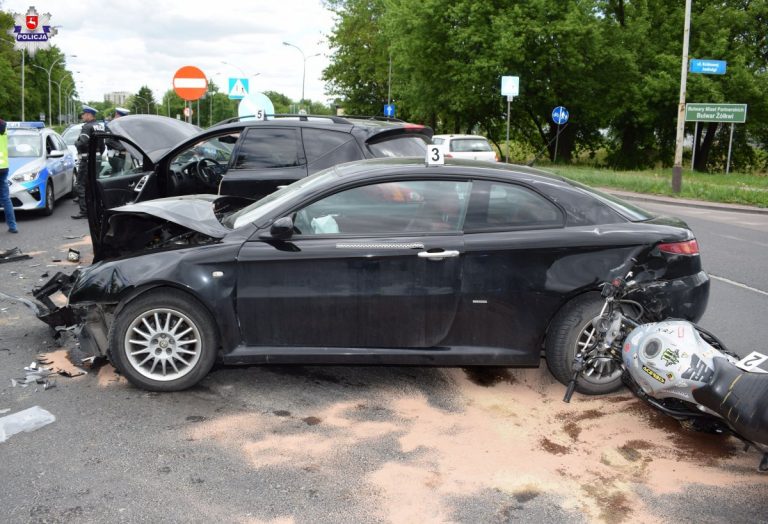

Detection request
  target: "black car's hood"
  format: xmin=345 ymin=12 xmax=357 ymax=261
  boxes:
xmin=107 ymin=115 xmax=201 ymax=163
xmin=112 ymin=195 xmax=231 ymax=238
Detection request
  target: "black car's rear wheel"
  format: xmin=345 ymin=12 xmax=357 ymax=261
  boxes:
xmin=546 ymin=293 xmax=624 ymax=395
xmin=108 ymin=289 xmax=218 ymax=391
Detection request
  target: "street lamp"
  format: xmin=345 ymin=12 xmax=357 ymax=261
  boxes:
xmin=65 ymin=85 xmax=77 ymax=124
xmin=31 ymin=54 xmax=77 ymax=126
xmin=282 ymin=41 xmax=320 ymax=109
xmin=1 ymin=36 xmax=25 ymax=120
xmin=132 ymin=95 xmax=152 ymax=114
xmin=52 ymin=74 xmax=78 ymax=126
xmin=221 ymin=60 xmax=247 ymax=78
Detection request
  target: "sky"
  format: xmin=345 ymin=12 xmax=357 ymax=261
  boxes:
xmin=2 ymin=0 xmax=338 ymax=105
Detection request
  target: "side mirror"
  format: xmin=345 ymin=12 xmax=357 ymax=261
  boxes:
xmin=270 ymin=216 xmax=294 ymax=240
xmin=48 ymin=149 xmax=65 ymax=158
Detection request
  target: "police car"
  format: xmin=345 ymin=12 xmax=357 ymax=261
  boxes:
xmin=6 ymin=121 xmax=76 ymax=215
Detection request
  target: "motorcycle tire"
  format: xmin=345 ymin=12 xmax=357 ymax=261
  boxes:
xmin=546 ymin=293 xmax=625 ymax=395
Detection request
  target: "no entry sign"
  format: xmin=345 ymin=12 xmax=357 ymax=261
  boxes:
xmin=173 ymin=66 xmax=207 ymax=101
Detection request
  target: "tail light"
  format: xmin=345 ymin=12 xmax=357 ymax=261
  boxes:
xmin=445 ymin=153 xmax=453 ymax=158
xmin=658 ymin=239 xmax=699 ymax=255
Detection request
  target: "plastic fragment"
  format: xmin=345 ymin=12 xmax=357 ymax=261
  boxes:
xmin=0 ymin=406 xmax=56 ymax=443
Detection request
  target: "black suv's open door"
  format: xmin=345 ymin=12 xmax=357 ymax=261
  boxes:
xmin=85 ymin=133 xmax=153 ymax=261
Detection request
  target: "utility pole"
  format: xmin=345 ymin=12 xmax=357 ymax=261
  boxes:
xmin=672 ymin=0 xmax=692 ymax=194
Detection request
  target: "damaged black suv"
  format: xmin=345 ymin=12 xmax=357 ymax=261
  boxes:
xmin=86 ymin=114 xmax=432 ymax=260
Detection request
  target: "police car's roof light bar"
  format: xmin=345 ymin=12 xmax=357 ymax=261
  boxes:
xmin=6 ymin=121 xmax=45 ymax=129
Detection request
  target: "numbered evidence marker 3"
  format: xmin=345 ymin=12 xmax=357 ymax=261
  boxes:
xmin=426 ymin=144 xmax=446 ymax=166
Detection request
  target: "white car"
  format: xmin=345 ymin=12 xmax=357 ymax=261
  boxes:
xmin=432 ymin=134 xmax=498 ymax=162
xmin=61 ymin=123 xmax=83 ymax=172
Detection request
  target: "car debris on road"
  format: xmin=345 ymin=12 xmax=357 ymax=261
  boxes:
xmin=0 ymin=247 xmax=31 ymax=264
xmin=0 ymin=406 xmax=56 ymax=443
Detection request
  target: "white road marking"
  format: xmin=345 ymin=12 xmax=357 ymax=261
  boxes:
xmin=710 ymin=274 xmax=768 ymax=297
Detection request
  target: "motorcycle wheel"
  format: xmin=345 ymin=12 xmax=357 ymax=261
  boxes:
xmin=546 ymin=293 xmax=624 ymax=395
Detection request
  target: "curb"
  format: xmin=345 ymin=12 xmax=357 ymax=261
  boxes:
xmin=603 ymin=189 xmax=768 ymax=216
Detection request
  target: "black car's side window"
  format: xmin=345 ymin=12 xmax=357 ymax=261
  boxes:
xmin=293 ymin=180 xmax=471 ymax=235
xmin=234 ymin=128 xmax=303 ymax=169
xmin=465 ymin=181 xmax=564 ymax=230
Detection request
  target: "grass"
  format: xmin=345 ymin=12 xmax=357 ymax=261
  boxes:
xmin=545 ymin=166 xmax=768 ymax=208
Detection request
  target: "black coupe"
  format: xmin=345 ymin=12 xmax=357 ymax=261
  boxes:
xmin=34 ymin=158 xmax=709 ymax=392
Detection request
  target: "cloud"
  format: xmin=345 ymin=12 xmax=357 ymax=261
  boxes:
xmin=3 ymin=0 xmax=336 ymax=105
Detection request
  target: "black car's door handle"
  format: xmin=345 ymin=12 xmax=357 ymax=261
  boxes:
xmin=417 ymin=250 xmax=460 ymax=260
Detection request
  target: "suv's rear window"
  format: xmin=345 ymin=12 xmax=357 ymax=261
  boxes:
xmin=368 ymin=136 xmax=428 ymax=157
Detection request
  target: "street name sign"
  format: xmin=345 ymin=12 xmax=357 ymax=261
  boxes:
xmin=689 ymin=59 xmax=727 ymax=75
xmin=685 ymin=103 xmax=747 ymax=123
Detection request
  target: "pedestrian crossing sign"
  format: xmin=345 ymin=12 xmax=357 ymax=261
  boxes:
xmin=228 ymin=78 xmax=249 ymax=100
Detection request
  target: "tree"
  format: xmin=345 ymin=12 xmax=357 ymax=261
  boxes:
xmin=322 ymin=0 xmax=391 ymax=115
xmin=128 ymin=85 xmax=157 ymax=115
xmin=322 ymin=0 xmax=768 ymax=171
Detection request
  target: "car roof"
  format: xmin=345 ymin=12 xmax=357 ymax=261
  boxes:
xmin=326 ymin=157 xmax=567 ymax=186
xmin=209 ymin=114 xmax=433 ymax=140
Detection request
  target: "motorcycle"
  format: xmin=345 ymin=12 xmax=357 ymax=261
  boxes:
xmin=563 ymin=259 xmax=768 ymax=472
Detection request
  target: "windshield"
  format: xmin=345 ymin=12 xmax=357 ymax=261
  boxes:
xmin=451 ymin=138 xmax=492 ymax=152
xmin=224 ymin=166 xmax=340 ymax=229
xmin=61 ymin=125 xmax=81 ymax=146
xmin=8 ymin=133 xmax=42 ymax=157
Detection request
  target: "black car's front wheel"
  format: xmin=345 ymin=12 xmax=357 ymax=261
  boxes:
xmin=108 ymin=289 xmax=218 ymax=392
xmin=545 ymin=293 xmax=624 ymax=395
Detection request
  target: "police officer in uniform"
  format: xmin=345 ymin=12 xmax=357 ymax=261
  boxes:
xmin=72 ymin=105 xmax=105 ymax=219
xmin=106 ymin=107 xmax=130 ymax=174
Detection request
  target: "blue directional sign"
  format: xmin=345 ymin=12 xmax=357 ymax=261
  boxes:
xmin=551 ymin=106 xmax=569 ymax=125
xmin=689 ymin=59 xmax=727 ymax=75
xmin=384 ymin=103 xmax=396 ymax=118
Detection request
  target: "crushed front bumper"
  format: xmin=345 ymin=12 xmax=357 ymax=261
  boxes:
xmin=26 ymin=271 xmax=111 ymax=357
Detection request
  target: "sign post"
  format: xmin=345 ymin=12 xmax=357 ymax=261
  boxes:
xmin=685 ymin=103 xmax=747 ymax=174
xmin=173 ymin=66 xmax=208 ymax=123
xmin=501 ymin=76 xmax=519 ymax=163
xmin=551 ymin=106 xmax=569 ymax=163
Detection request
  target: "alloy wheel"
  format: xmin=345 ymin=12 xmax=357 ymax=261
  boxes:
xmin=123 ymin=307 xmax=203 ymax=381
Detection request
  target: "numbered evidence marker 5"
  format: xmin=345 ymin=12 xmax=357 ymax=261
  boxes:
xmin=426 ymin=145 xmax=446 ymax=166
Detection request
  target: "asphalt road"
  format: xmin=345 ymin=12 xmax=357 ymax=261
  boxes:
xmin=633 ymin=201 xmax=768 ymax=357
xmin=1 ymin=196 xmax=767 ymax=524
